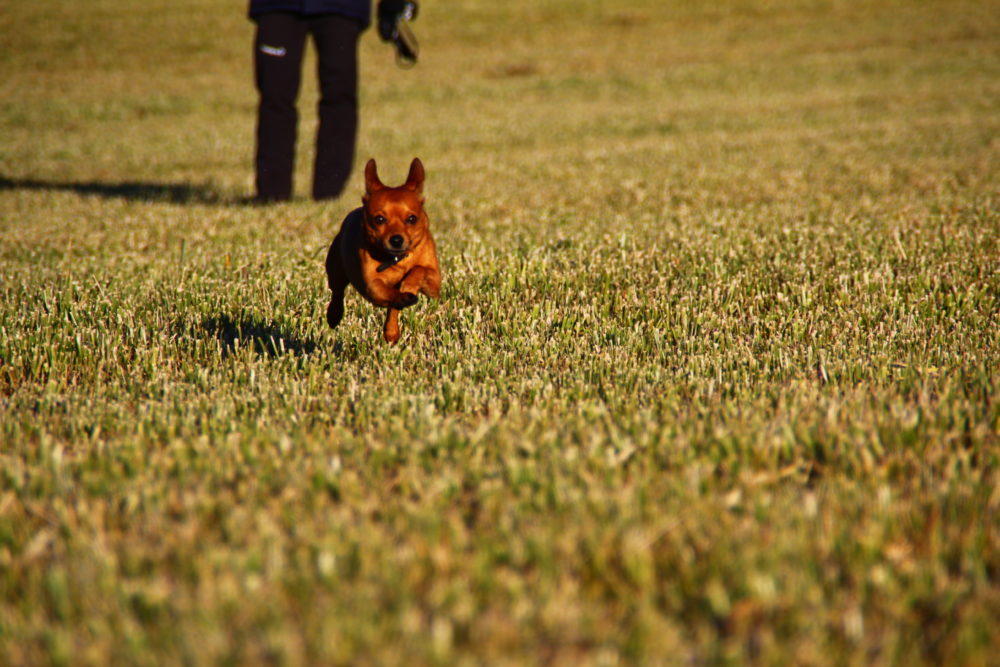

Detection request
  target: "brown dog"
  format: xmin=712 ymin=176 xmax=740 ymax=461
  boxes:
xmin=325 ymin=158 xmax=441 ymax=343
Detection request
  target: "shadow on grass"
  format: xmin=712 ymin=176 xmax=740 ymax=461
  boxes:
xmin=0 ymin=176 xmax=237 ymax=205
xmin=203 ymin=314 xmax=319 ymax=358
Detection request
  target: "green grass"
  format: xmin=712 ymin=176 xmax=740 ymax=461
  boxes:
xmin=2 ymin=0 xmax=998 ymax=663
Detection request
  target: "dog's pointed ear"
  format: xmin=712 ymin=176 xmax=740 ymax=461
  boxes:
xmin=364 ymin=158 xmax=384 ymax=195
xmin=403 ymin=158 xmax=424 ymax=193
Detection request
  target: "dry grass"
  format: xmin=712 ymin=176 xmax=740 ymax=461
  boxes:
xmin=1 ymin=0 xmax=998 ymax=664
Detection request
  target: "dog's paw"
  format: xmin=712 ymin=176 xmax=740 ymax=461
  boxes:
xmin=392 ymin=293 xmax=419 ymax=309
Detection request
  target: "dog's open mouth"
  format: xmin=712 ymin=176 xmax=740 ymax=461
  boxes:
xmin=383 ymin=239 xmax=410 ymax=256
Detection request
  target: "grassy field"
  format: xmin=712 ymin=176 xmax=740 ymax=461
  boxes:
xmin=2 ymin=0 xmax=999 ymax=663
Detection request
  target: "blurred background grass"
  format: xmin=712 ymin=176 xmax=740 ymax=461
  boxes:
xmin=1 ymin=0 xmax=998 ymax=664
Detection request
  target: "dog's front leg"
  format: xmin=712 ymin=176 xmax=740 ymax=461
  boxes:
xmin=366 ymin=278 xmax=417 ymax=310
xmin=399 ymin=266 xmax=430 ymax=299
xmin=383 ymin=308 xmax=401 ymax=343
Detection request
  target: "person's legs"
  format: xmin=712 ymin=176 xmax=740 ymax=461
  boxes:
xmin=254 ymin=12 xmax=308 ymax=201
xmin=309 ymin=14 xmax=362 ymax=200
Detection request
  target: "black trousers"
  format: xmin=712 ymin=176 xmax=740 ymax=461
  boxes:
xmin=254 ymin=12 xmax=361 ymax=201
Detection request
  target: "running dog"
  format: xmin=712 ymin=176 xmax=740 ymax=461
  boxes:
xmin=325 ymin=158 xmax=441 ymax=343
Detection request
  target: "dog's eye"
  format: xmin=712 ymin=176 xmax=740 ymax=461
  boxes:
xmin=406 ymin=215 xmax=418 ymax=225
xmin=374 ymin=215 xmax=387 ymax=225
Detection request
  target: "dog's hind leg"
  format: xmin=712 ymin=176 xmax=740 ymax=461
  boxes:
xmin=325 ymin=241 xmax=348 ymax=329
xmin=383 ymin=307 xmax=401 ymax=344
xmin=327 ymin=280 xmax=346 ymax=329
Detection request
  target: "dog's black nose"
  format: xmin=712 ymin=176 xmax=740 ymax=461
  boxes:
xmin=389 ymin=235 xmax=405 ymax=249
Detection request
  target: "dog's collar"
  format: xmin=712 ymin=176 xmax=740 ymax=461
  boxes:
xmin=376 ymin=252 xmax=408 ymax=272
